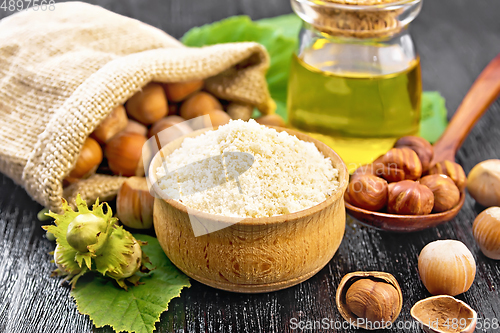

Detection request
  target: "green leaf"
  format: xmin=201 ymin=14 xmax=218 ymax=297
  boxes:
xmin=71 ymin=235 xmax=190 ymax=333
xmin=182 ymin=14 xmax=448 ymax=141
xmin=419 ymin=91 xmax=448 ymax=143
xmin=256 ymin=14 xmax=302 ymax=40
xmin=182 ymin=15 xmax=299 ymax=118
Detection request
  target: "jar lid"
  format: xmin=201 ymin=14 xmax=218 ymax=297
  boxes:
xmin=291 ymin=0 xmax=422 ymax=38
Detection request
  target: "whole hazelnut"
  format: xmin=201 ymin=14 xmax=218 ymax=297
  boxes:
xmin=376 ymin=162 xmax=406 ymax=183
xmin=179 ymin=91 xmax=222 ymax=120
xmin=91 ymin=105 xmax=128 ymax=144
xmin=163 ymin=80 xmax=204 ymax=102
xmin=148 ymin=115 xmax=191 ymax=138
xmin=105 ymin=132 xmax=147 ymax=177
xmin=68 ymin=137 xmax=102 ymax=179
xmin=125 ymin=83 xmax=168 ymax=125
xmin=351 ymin=162 xmax=405 ymax=183
xmin=467 ymin=159 xmax=500 ymax=207
xmin=226 ymin=102 xmax=253 ymax=121
xmin=205 ymin=109 xmax=232 ymax=127
xmin=346 ymin=279 xmax=400 ymax=325
xmin=387 ymin=180 xmax=434 ymax=215
xmin=394 ymin=136 xmax=434 ymax=173
xmin=351 ymin=164 xmax=376 ymax=179
xmin=381 ymin=148 xmax=422 ymax=181
xmin=420 ymin=174 xmax=460 ymax=213
xmin=336 ymin=272 xmax=403 ymax=330
xmin=429 ymin=160 xmax=466 ymax=192
xmin=418 ymin=240 xmax=476 ymax=296
xmin=345 ymin=174 xmax=388 ymax=211
xmin=116 ymin=177 xmax=154 ymax=230
xmin=255 ymin=114 xmax=286 ymax=127
xmin=473 ymin=207 xmax=500 ymax=260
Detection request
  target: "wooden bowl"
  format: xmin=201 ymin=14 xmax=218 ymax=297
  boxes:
xmin=149 ymin=126 xmax=349 ymax=293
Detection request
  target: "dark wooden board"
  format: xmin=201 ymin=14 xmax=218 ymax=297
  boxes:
xmin=1 ymin=0 xmax=500 ymax=332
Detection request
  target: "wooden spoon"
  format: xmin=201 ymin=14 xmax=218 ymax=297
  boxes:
xmin=345 ymin=53 xmax=500 ymax=232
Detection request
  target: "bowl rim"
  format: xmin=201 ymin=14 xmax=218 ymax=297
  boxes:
xmin=148 ymin=125 xmax=349 ymax=226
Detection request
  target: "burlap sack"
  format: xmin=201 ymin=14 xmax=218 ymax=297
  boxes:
xmin=0 ymin=2 xmax=273 ymax=212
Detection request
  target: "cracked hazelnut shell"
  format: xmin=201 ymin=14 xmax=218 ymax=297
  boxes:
xmin=411 ymin=295 xmax=477 ymax=333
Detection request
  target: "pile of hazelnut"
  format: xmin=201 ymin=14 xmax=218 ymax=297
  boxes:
xmin=64 ymin=80 xmax=285 ymax=230
xmin=345 ymin=136 xmax=466 ymax=215
xmin=66 ymin=80 xmax=285 ymax=185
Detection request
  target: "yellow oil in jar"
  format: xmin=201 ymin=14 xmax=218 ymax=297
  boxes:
xmin=287 ymin=54 xmax=422 ymax=172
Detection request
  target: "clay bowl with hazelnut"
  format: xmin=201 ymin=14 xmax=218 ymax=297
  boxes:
xmin=346 ymin=53 xmax=500 ymax=232
xmin=149 ymin=126 xmax=349 ymax=293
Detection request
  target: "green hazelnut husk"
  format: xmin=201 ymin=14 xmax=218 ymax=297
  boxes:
xmin=66 ymin=213 xmax=107 ymax=252
xmin=43 ymin=194 xmax=152 ymax=289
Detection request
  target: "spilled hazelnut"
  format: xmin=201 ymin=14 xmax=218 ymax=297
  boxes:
xmin=467 ymin=159 xmax=500 ymax=207
xmin=418 ymin=240 xmax=476 ymax=296
xmin=472 ymin=207 xmax=500 ymax=259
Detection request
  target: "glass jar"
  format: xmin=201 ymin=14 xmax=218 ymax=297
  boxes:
xmin=288 ymin=0 xmax=423 ymax=171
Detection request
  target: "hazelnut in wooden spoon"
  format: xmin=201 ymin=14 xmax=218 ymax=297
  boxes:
xmin=394 ymin=136 xmax=434 ymax=173
xmin=381 ymin=147 xmax=422 ymax=181
xmin=387 ymin=180 xmax=434 ymax=215
xmin=420 ymin=174 xmax=460 ymax=213
xmin=345 ymin=174 xmax=388 ymax=212
xmin=429 ymin=160 xmax=467 ymax=192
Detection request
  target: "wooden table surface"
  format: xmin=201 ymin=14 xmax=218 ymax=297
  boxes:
xmin=1 ymin=0 xmax=500 ymax=332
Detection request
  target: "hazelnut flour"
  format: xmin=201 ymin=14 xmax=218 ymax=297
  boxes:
xmin=156 ymin=120 xmax=339 ymax=217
